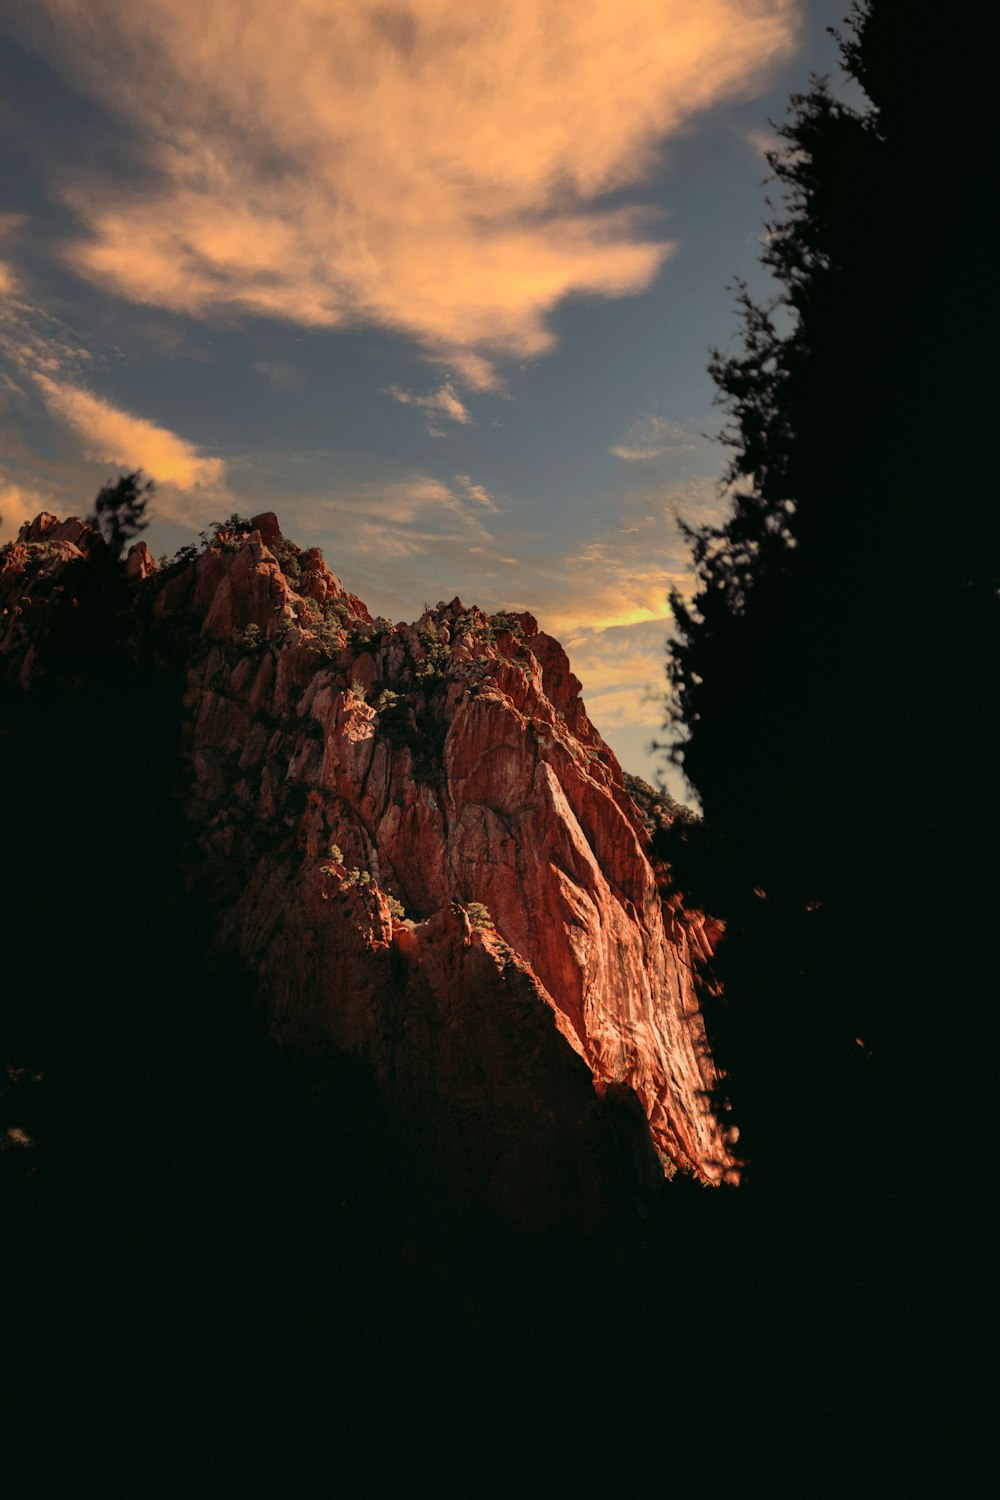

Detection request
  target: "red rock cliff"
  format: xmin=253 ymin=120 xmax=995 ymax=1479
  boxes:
xmin=1 ymin=512 xmax=734 ymax=1228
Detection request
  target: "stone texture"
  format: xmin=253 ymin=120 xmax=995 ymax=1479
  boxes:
xmin=1 ymin=513 xmax=736 ymax=1227
xmin=126 ymin=541 xmax=157 ymax=582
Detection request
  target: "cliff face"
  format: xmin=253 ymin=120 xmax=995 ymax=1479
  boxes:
xmin=1 ymin=511 xmax=733 ymax=1229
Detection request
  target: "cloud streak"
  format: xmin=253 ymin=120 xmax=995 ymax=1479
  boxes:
xmin=530 ymin=484 xmax=720 ymax=638
xmin=453 ymin=475 xmax=496 ymax=511
xmin=314 ymin=470 xmax=498 ymax=552
xmin=34 ymin=375 xmax=226 ymax=518
xmin=562 ymin=623 xmax=672 ymax=729
xmin=385 ymin=381 xmax=472 ymax=433
xmin=16 ymin=1 xmax=798 ymax=380
xmin=609 ymin=415 xmax=699 ymax=463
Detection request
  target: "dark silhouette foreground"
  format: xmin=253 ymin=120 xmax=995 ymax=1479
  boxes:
xmin=658 ymin=0 xmax=995 ymax=1427
xmin=2 ymin=502 xmax=965 ymax=1488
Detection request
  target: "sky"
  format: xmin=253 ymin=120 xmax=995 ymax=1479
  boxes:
xmin=0 ymin=1 xmax=857 ymax=800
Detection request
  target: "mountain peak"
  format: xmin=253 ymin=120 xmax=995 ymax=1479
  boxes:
xmin=1 ymin=513 xmax=735 ymax=1226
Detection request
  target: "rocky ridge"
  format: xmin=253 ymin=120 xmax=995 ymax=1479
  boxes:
xmin=1 ymin=509 xmax=734 ymax=1229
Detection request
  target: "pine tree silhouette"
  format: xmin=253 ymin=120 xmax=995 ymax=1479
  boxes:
xmin=661 ymin=1 xmax=998 ymax=1231
xmin=87 ymin=468 xmax=154 ymax=557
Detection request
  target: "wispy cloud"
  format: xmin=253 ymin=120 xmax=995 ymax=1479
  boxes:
xmin=558 ymin=481 xmax=724 ymax=630
xmin=14 ymin=1 xmax=798 ymax=382
xmin=0 ymin=270 xmax=227 ymax=529
xmin=453 ymin=474 xmax=496 ymax=510
xmin=437 ymin=351 xmax=502 ymax=393
xmin=562 ymin=622 xmax=671 ymax=730
xmin=743 ymin=126 xmax=784 ymax=161
xmin=480 ymin=476 xmax=727 ymax=749
xmin=317 ymin=470 xmax=497 ymax=550
xmin=253 ymin=359 xmax=299 ymax=390
xmin=545 ymin=558 xmax=680 ymax=634
xmin=34 ymin=374 xmax=226 ymax=521
xmin=384 ymin=381 xmax=472 ymax=433
xmin=0 ymin=291 xmax=97 ymax=393
xmin=609 ymin=415 xmax=698 ymax=463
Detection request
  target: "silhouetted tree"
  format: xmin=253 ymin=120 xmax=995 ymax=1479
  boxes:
xmin=87 ymin=468 xmax=154 ymax=557
xmin=661 ymin=0 xmax=998 ymax=1225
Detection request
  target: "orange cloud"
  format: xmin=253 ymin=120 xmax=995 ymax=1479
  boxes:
xmin=34 ymin=375 xmax=225 ymax=508
xmin=385 ymin=381 xmax=472 ymax=432
xmin=558 ymin=623 xmax=672 ymax=727
xmin=537 ymin=478 xmax=725 ymax=637
xmin=0 ymin=480 xmax=54 ymax=543
xmin=539 ymin=547 xmax=680 ymax=636
xmin=453 ymin=475 xmax=496 ymax=511
xmin=19 ymin=1 xmax=799 ymax=381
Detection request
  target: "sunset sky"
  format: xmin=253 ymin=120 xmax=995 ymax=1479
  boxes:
xmin=0 ymin=1 xmax=854 ymax=795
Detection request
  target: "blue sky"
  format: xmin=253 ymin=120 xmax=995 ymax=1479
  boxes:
xmin=0 ymin=1 xmax=856 ymax=799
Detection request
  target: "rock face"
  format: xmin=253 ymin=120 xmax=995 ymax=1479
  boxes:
xmin=1 ymin=513 xmax=734 ymax=1229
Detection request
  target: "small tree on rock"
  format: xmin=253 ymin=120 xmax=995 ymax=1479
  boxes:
xmin=87 ymin=471 xmax=154 ymax=559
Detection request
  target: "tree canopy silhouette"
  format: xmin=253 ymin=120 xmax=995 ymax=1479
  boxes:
xmin=661 ymin=2 xmax=998 ymax=1212
xmin=87 ymin=468 xmax=154 ymax=558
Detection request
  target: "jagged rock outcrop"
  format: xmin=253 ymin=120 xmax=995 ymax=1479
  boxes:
xmin=1 ymin=511 xmax=734 ymax=1229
